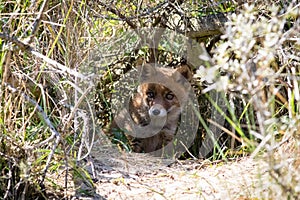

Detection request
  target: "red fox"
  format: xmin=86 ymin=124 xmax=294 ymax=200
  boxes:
xmin=111 ymin=63 xmax=192 ymax=154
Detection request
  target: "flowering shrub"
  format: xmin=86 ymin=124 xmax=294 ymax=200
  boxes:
xmin=195 ymin=2 xmax=300 ymax=198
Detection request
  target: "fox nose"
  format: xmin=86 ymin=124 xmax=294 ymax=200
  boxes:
xmin=152 ymin=109 xmax=160 ymax=116
xmin=149 ymin=104 xmax=167 ymax=117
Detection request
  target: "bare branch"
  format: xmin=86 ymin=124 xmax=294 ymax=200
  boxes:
xmin=0 ymin=33 xmax=32 ymax=51
xmin=94 ymin=1 xmax=169 ymax=22
xmin=28 ymin=0 xmax=49 ymax=40
xmin=97 ymin=1 xmax=137 ymax=29
xmin=95 ymin=1 xmax=228 ymax=40
xmin=0 ymin=33 xmax=87 ymax=79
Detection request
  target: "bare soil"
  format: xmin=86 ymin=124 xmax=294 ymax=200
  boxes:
xmin=50 ymin=136 xmax=272 ymax=200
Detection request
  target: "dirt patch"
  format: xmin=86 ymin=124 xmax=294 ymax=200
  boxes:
xmin=74 ymin=137 xmax=269 ymax=200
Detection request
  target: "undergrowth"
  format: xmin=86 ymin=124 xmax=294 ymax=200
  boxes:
xmin=196 ymin=3 xmax=300 ymax=198
xmin=0 ymin=0 xmax=299 ymax=199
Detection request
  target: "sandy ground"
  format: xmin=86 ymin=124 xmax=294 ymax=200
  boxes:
xmin=73 ymin=137 xmax=271 ymax=200
xmin=45 ymin=133 xmax=300 ymax=199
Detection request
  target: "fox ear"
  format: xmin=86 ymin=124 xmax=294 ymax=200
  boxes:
xmin=174 ymin=65 xmax=193 ymax=82
xmin=137 ymin=63 xmax=156 ymax=82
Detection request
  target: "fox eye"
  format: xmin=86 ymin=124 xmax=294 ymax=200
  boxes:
xmin=146 ymin=91 xmax=155 ymax=99
xmin=165 ymin=93 xmax=174 ymax=100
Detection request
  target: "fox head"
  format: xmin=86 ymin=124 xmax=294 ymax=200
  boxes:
xmin=136 ymin=63 xmax=192 ymax=119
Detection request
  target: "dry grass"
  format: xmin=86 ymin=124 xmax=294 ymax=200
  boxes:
xmin=0 ymin=0 xmax=299 ymax=199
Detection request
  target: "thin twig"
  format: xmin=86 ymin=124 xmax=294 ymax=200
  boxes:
xmin=0 ymin=33 xmax=87 ymax=79
xmin=62 ymin=83 xmax=95 ymax=161
xmin=207 ymin=118 xmax=243 ymax=144
xmin=97 ymin=1 xmax=137 ymax=29
xmin=31 ymin=0 xmax=49 ymax=37
xmin=179 ymin=141 xmax=197 ymax=160
xmin=0 ymin=33 xmax=31 ymax=51
xmin=22 ymin=0 xmax=49 ymax=42
xmin=95 ymin=1 xmax=169 ymax=25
